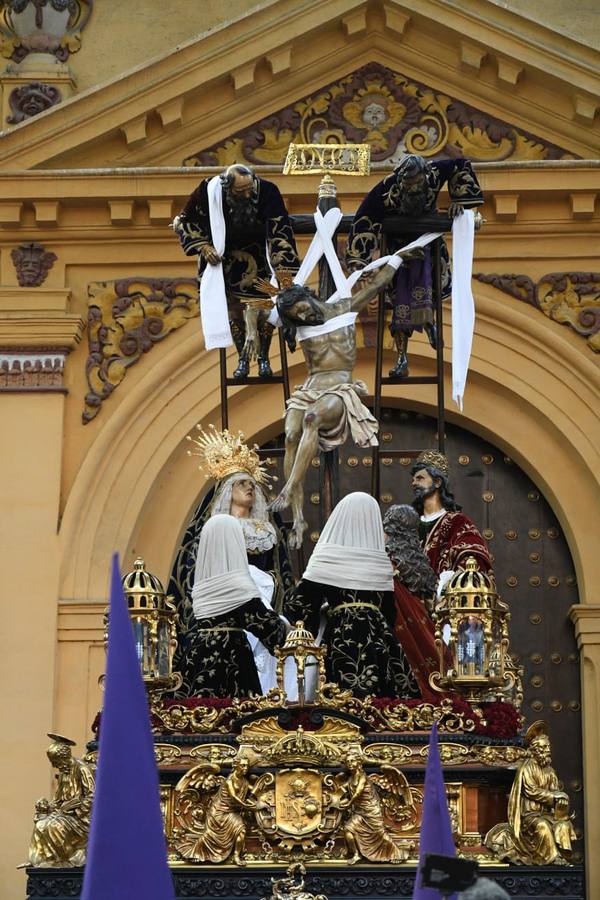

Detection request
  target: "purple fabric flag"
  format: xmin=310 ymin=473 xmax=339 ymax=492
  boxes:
xmin=412 ymin=722 xmax=457 ymax=900
xmin=81 ymin=554 xmax=175 ymax=900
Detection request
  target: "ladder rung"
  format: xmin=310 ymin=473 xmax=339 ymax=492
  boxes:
xmin=225 ymin=376 xmax=285 ymax=386
xmin=380 ymin=375 xmax=439 ymax=385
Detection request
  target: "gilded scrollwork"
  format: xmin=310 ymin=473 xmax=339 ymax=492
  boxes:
xmin=151 ymin=691 xmax=482 ymax=736
xmin=474 ymin=271 xmax=600 ymax=352
xmin=83 ymin=277 xmax=197 ymax=423
xmin=154 ymin=744 xmax=182 ymax=766
xmin=171 ymin=729 xmax=421 ymax=865
xmin=186 ymin=63 xmax=572 ymax=167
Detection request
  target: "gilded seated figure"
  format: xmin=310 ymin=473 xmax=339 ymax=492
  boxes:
xmin=28 ymin=735 xmax=95 ymax=867
xmin=485 ymin=722 xmax=576 ymax=865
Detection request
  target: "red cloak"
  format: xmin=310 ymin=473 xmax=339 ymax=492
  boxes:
xmin=424 ymin=511 xmax=492 ymax=576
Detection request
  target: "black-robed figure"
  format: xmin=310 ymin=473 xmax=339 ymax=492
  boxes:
xmin=173 ymin=164 xmax=299 ymax=377
xmin=284 ymin=492 xmax=419 ymax=700
xmin=168 ymin=475 xmax=294 ymax=697
xmin=345 ymin=154 xmax=483 ymax=377
xmin=185 ymin=515 xmax=287 ymax=698
xmin=285 ymin=581 xmax=418 ymax=699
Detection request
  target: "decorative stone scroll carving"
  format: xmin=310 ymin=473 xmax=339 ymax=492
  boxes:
xmin=11 ymin=241 xmax=57 ymax=286
xmin=0 ymin=0 xmax=93 ymax=62
xmin=475 ymin=272 xmax=600 ymax=352
xmin=7 ymin=80 xmax=61 ymax=123
xmin=185 ymin=62 xmax=574 ymax=167
xmin=83 ymin=276 xmax=197 ymax=424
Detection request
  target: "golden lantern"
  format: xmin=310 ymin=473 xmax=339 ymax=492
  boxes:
xmin=429 ymin=557 xmax=522 ymax=705
xmin=119 ymin=558 xmax=181 ymax=693
xmin=275 ymin=621 xmax=327 ymax=706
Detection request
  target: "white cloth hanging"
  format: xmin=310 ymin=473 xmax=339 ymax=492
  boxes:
xmin=303 ymin=492 xmax=394 ymax=592
xmin=451 ymin=208 xmax=476 ymax=410
xmin=200 ymin=176 xmax=232 ymax=350
xmin=191 ymin=514 xmax=258 ymax=618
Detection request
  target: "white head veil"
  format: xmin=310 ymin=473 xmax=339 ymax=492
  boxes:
xmin=302 ymin=492 xmax=394 ymax=592
xmin=210 ymin=472 xmax=277 ymax=552
xmin=191 ymin=514 xmax=258 ymax=618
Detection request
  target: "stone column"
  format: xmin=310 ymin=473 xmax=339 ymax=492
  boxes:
xmin=569 ymin=604 xmax=600 ymax=899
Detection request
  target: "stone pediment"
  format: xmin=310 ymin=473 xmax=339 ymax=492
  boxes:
xmin=0 ymin=0 xmax=597 ymax=169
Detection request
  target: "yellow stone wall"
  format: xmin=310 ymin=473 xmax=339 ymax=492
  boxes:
xmin=0 ymin=1 xmax=598 ymax=898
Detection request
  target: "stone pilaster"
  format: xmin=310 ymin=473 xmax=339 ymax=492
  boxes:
xmin=569 ymin=604 xmax=600 ymax=899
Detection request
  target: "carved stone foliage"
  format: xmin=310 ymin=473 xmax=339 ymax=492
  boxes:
xmin=186 ymin=63 xmax=574 ymax=167
xmin=7 ymin=80 xmax=61 ymax=123
xmin=11 ymin=241 xmax=56 ymax=286
xmin=475 ymin=272 xmax=600 ymax=352
xmin=0 ymin=0 xmax=93 ymax=62
xmin=83 ymin=277 xmax=197 ymax=423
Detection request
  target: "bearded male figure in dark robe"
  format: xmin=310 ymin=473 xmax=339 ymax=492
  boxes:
xmin=346 ymin=154 xmax=483 ymax=377
xmin=411 ymin=449 xmax=492 ymax=595
xmin=173 ymin=164 xmax=299 ymax=378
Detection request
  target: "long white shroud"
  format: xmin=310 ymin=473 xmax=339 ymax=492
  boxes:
xmin=451 ymin=209 xmax=475 ymax=410
xmin=200 ymin=176 xmax=232 ymax=350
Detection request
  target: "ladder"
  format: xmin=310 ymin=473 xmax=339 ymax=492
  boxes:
xmin=370 ymin=217 xmax=451 ymax=499
xmin=216 ymin=210 xmax=453 ymax=511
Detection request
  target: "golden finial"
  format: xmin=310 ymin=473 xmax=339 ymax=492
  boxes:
xmin=186 ymin=424 xmax=272 ymax=485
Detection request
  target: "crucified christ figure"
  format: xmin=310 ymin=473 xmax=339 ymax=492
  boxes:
xmin=264 ymin=253 xmax=410 ymax=547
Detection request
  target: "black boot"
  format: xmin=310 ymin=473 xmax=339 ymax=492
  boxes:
xmin=230 ymin=318 xmax=249 ymax=380
xmin=425 ymin=322 xmax=438 ymax=350
xmin=388 ymin=333 xmax=409 ymax=378
xmin=233 ymin=355 xmax=250 ymax=380
xmin=257 ymin=324 xmax=274 ymax=378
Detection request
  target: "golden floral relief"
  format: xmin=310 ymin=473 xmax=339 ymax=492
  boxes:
xmin=186 ymin=63 xmax=574 ymax=167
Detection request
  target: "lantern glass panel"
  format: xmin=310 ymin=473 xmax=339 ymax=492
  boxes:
xmin=157 ymin=620 xmax=170 ymax=677
xmin=133 ymin=617 xmax=146 ymax=671
xmin=457 ymin=615 xmax=485 ymax=676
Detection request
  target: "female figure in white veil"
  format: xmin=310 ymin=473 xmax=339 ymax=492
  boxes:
xmin=285 ymin=492 xmax=419 ymax=699
xmin=169 ymin=427 xmax=294 ymax=695
xmin=188 ymin=515 xmax=288 ymax=698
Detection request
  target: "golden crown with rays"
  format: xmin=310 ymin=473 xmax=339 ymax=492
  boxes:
xmin=253 ymin=267 xmax=297 ymax=298
xmin=415 ymin=449 xmax=449 ymax=475
xmin=186 ymin=424 xmax=272 ymax=485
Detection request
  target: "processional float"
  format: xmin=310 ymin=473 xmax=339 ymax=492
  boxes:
xmin=24 ymin=145 xmax=580 ymax=900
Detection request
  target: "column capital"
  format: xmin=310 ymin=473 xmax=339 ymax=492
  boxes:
xmin=569 ymin=604 xmax=600 ymax=648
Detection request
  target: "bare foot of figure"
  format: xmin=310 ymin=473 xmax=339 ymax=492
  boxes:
xmin=289 ymin=518 xmax=307 ymax=550
xmin=269 ymin=487 xmax=291 ymax=513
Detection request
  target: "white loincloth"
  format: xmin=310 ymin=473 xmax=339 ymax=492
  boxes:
xmin=286 ymin=380 xmax=378 ymax=451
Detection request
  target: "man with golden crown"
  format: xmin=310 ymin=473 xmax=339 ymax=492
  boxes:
xmin=167 ymin=426 xmax=293 ymax=696
xmin=411 ymin=449 xmax=492 ymax=593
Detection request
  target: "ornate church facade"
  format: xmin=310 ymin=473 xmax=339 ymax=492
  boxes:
xmin=0 ymin=1 xmax=598 ymax=897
